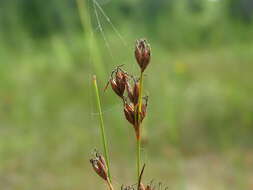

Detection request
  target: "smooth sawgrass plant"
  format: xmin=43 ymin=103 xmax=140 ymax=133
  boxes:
xmin=91 ymin=39 xmax=157 ymax=190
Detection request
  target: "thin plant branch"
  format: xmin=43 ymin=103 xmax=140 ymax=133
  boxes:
xmin=136 ymin=71 xmax=144 ymax=180
xmin=93 ymin=75 xmax=111 ymax=181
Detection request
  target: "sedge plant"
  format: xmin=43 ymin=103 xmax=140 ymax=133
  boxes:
xmin=90 ymin=39 xmax=151 ymax=190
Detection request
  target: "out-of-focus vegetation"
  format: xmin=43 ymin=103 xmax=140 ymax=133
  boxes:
xmin=0 ymin=0 xmax=253 ymax=189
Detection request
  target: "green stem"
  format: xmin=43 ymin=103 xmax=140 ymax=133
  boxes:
xmin=136 ymin=72 xmax=144 ymax=180
xmin=136 ymin=138 xmax=141 ymax=180
xmin=93 ymin=75 xmax=111 ymax=181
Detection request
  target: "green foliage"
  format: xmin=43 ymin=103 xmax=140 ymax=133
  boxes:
xmin=1 ymin=0 xmax=253 ymax=47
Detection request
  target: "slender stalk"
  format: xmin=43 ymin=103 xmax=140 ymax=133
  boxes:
xmin=136 ymin=137 xmax=141 ymax=180
xmin=136 ymin=71 xmax=144 ymax=180
xmin=106 ymin=179 xmax=115 ymax=190
xmin=138 ymin=164 xmax=146 ymax=190
xmin=93 ymin=75 xmax=111 ymax=181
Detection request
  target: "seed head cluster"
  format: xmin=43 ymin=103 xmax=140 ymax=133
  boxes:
xmin=90 ymin=39 xmax=153 ymax=190
xmin=105 ymin=39 xmax=151 ymax=139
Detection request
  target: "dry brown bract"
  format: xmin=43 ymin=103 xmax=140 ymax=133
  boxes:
xmin=90 ymin=151 xmax=108 ymax=181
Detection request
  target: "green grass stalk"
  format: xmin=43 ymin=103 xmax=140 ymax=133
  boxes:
xmin=136 ymin=136 xmax=141 ymax=180
xmin=93 ymin=75 xmax=111 ymax=181
xmin=136 ymin=71 xmax=144 ymax=180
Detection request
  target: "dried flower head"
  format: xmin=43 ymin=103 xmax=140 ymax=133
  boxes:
xmin=90 ymin=151 xmax=108 ymax=181
xmin=105 ymin=66 xmax=129 ymax=98
xmin=135 ymin=39 xmax=151 ymax=72
xmin=124 ymin=101 xmax=135 ymax=126
xmin=126 ymin=78 xmax=140 ymax=105
xmin=140 ymin=96 xmax=148 ymax=122
xmin=123 ymin=95 xmax=148 ymax=139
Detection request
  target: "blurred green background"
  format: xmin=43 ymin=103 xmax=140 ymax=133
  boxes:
xmin=1 ymin=0 xmax=253 ymax=189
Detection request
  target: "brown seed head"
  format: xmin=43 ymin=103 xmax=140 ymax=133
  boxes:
xmin=135 ymin=96 xmax=148 ymax=124
xmin=126 ymin=79 xmax=140 ymax=105
xmin=141 ymin=96 xmax=148 ymax=121
xmin=140 ymin=104 xmax=147 ymax=122
xmin=108 ymin=68 xmax=129 ymax=98
xmin=110 ymin=79 xmax=124 ymax=98
xmin=90 ymin=152 xmax=108 ymax=181
xmin=123 ymin=102 xmax=135 ymax=126
xmin=96 ymin=152 xmax=108 ymax=172
xmin=135 ymin=39 xmax=151 ymax=72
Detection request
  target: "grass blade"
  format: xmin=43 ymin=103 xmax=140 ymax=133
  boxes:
xmin=93 ymin=75 xmax=111 ymax=181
